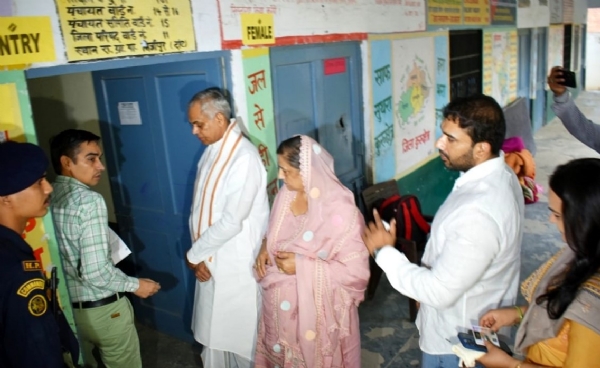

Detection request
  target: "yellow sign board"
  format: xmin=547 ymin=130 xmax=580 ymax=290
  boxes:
xmin=0 ymin=82 xmax=22 ymax=132
xmin=241 ymin=13 xmax=275 ymax=46
xmin=55 ymin=0 xmax=196 ymax=61
xmin=427 ymin=0 xmax=462 ymax=25
xmin=463 ymin=0 xmax=490 ymax=25
xmin=0 ymin=17 xmax=56 ymax=66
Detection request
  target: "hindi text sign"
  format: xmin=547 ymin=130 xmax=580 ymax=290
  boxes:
xmin=242 ymin=48 xmax=278 ymax=204
xmin=55 ymin=0 xmax=196 ymax=62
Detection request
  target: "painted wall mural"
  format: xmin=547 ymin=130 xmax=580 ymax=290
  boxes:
xmin=369 ymin=32 xmax=449 ymax=183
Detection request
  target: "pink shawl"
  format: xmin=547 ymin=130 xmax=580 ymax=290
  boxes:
xmin=255 ymin=136 xmax=370 ymax=368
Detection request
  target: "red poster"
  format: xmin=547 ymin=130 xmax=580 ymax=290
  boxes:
xmin=324 ymin=58 xmax=346 ymax=75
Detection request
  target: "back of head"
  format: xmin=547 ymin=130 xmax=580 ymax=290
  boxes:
xmin=0 ymin=141 xmax=49 ymax=196
xmin=50 ymin=129 xmax=100 ymax=175
xmin=443 ymin=94 xmax=506 ymax=155
xmin=188 ymin=87 xmax=232 ymax=120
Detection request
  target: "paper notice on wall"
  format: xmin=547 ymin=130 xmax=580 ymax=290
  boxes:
xmin=118 ymin=102 xmax=142 ymax=125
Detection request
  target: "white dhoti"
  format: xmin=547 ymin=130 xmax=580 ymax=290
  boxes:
xmin=201 ymin=348 xmax=252 ymax=368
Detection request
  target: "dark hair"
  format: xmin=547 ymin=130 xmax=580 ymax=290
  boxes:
xmin=188 ymin=87 xmax=232 ymax=120
xmin=536 ymin=158 xmax=600 ymax=319
xmin=276 ymin=136 xmax=302 ymax=170
xmin=442 ymin=94 xmax=506 ymax=155
xmin=50 ymin=129 xmax=101 ymax=175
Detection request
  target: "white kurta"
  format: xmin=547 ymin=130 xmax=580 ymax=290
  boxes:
xmin=186 ymin=123 xmax=269 ymax=361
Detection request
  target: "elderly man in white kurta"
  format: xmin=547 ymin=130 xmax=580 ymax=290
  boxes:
xmin=185 ymin=88 xmax=269 ymax=368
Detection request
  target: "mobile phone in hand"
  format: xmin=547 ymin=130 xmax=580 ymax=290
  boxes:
xmin=558 ymin=69 xmax=577 ymax=88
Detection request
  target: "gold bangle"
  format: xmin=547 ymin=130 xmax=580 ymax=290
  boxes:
xmin=514 ymin=305 xmax=524 ymax=323
xmin=514 ymin=362 xmax=523 ymax=368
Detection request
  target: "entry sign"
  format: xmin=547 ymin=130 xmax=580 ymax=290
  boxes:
xmin=0 ymin=17 xmax=56 ymax=66
xmin=241 ymin=13 xmax=275 ymax=46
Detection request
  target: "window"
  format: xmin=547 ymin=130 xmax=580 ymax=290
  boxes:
xmin=449 ymin=30 xmax=483 ymax=99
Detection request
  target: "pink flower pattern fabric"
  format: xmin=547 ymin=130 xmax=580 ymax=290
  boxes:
xmin=254 ymin=136 xmax=370 ymax=368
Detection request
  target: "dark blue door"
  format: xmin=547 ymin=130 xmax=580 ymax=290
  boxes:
xmin=93 ymin=57 xmax=228 ymax=341
xmin=270 ymin=42 xmax=365 ymax=199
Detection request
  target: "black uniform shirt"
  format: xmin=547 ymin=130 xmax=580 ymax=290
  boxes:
xmin=0 ymin=224 xmax=64 ymax=368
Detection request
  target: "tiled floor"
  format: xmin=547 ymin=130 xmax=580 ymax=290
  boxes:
xmin=135 ymin=91 xmax=600 ymax=368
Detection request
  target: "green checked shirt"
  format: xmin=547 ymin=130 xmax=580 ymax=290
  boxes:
xmin=51 ymin=175 xmax=139 ymax=303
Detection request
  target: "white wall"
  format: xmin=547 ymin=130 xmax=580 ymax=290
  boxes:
xmin=585 ymin=33 xmax=600 ymax=90
xmin=27 ymin=73 xmax=118 ymax=222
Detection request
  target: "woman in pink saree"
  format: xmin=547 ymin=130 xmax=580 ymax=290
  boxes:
xmin=254 ymin=135 xmax=370 ymax=368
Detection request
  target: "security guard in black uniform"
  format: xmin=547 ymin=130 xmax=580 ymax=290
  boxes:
xmin=0 ymin=141 xmax=79 ymax=367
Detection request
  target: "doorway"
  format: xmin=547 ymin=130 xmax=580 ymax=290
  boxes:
xmin=28 ymin=54 xmax=230 ymax=342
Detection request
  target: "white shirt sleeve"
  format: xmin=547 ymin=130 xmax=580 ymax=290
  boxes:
xmin=186 ymin=153 xmax=263 ymax=264
xmin=375 ymin=208 xmax=501 ymax=309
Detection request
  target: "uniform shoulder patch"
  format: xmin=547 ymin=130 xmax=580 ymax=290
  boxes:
xmin=22 ymin=261 xmax=42 ymax=271
xmin=17 ymin=278 xmax=46 ymax=297
xmin=28 ymin=295 xmax=48 ymax=316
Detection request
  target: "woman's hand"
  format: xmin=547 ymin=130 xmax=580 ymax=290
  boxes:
xmin=275 ymin=252 xmax=296 ymax=275
xmin=254 ymin=239 xmax=270 ymax=279
xmin=480 ymin=306 xmax=523 ymax=331
xmin=476 ymin=340 xmax=521 ymax=368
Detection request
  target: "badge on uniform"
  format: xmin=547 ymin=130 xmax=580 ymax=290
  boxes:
xmin=28 ymin=295 xmax=48 ymax=316
xmin=22 ymin=260 xmax=42 ymax=271
xmin=17 ymin=278 xmax=45 ymax=297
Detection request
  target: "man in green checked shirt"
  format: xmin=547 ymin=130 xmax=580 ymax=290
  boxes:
xmin=50 ymin=129 xmax=161 ymax=368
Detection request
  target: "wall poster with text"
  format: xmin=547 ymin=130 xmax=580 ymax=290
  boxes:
xmin=241 ymin=48 xmax=279 ymax=205
xmin=55 ymin=0 xmax=196 ymax=61
xmin=483 ymin=29 xmax=518 ymax=107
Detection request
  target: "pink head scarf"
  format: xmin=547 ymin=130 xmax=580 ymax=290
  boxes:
xmin=259 ymin=135 xmax=369 ymax=367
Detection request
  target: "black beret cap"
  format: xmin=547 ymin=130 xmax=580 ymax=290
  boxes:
xmin=0 ymin=141 xmax=49 ymax=196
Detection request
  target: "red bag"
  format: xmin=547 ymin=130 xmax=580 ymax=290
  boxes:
xmin=378 ymin=194 xmax=431 ymax=244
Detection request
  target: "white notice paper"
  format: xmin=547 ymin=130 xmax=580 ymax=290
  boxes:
xmin=108 ymin=228 xmax=132 ymax=265
xmin=117 ymin=102 xmax=142 ymax=125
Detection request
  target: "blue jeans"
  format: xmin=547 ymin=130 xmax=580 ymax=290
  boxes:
xmin=421 ymin=352 xmax=484 ymax=368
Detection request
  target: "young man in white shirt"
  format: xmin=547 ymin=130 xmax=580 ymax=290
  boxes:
xmin=363 ymin=94 xmax=524 ymax=368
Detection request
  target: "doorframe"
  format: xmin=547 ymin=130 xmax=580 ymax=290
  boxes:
xmin=25 ymin=50 xmax=232 ymax=87
xmin=517 ymin=28 xmax=532 ymax=101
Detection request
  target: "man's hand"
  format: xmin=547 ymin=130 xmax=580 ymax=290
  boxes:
xmin=548 ymin=66 xmax=567 ymax=96
xmin=275 ymin=252 xmax=296 ymax=275
xmin=255 ymin=239 xmax=271 ymax=279
xmin=185 ymin=254 xmax=196 ymax=270
xmin=193 ymin=261 xmax=212 ymax=282
xmin=362 ymin=209 xmax=396 ymax=257
xmin=134 ymin=278 xmax=161 ymax=298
